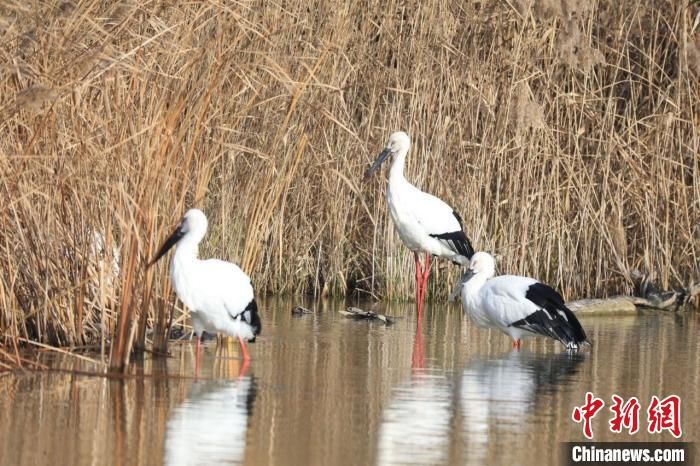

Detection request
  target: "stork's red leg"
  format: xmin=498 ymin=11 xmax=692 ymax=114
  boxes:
xmin=414 ymin=252 xmax=424 ymax=315
xmin=238 ymin=336 xmax=250 ymax=362
xmin=238 ymin=336 xmax=250 ymax=377
xmin=512 ymin=339 xmax=522 ymax=350
xmin=414 ymin=253 xmax=431 ymax=313
xmin=422 ymin=253 xmax=431 ymax=303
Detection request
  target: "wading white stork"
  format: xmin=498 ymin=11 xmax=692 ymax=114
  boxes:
xmin=149 ymin=209 xmax=261 ymax=373
xmin=365 ymin=131 xmax=475 ymax=313
xmin=460 ymin=252 xmax=589 ymax=350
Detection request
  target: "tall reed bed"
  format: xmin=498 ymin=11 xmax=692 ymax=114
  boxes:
xmin=0 ymin=0 xmax=697 ymax=366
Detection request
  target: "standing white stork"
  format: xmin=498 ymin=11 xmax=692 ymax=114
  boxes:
xmin=365 ymin=131 xmax=475 ymax=313
xmin=459 ymin=252 xmax=589 ymax=350
xmin=149 ymin=209 xmax=261 ymax=373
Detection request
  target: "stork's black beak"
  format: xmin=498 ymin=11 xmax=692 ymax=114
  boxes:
xmin=462 ymin=268 xmax=476 ymax=283
xmin=364 ymin=148 xmax=392 ymax=178
xmin=447 ymin=267 xmax=476 ymax=302
xmin=148 ymin=223 xmax=185 ymax=267
xmin=448 ymin=267 xmax=477 ymax=302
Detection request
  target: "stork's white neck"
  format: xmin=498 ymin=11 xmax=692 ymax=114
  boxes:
xmin=462 ymin=273 xmax=488 ymax=302
xmin=172 ymin=236 xmax=200 ymax=266
xmin=169 ymin=237 xmax=200 ymax=305
xmin=389 ymin=147 xmax=408 ymax=182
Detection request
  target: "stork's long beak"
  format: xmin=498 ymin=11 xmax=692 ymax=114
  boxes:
xmin=461 ymin=268 xmax=476 ymax=283
xmin=364 ymin=148 xmax=392 ymax=178
xmin=448 ymin=268 xmax=476 ymax=302
xmin=148 ymin=223 xmax=185 ymax=267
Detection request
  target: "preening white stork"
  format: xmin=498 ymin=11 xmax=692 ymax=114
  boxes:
xmin=149 ymin=209 xmax=261 ymax=373
xmin=365 ymin=131 xmax=475 ymax=313
xmin=460 ymin=252 xmax=589 ymax=350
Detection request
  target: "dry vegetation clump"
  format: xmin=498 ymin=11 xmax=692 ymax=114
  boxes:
xmin=0 ymin=0 xmax=697 ymax=366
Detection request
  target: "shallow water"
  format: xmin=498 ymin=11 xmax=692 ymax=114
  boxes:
xmin=1 ymin=299 xmax=698 ymax=466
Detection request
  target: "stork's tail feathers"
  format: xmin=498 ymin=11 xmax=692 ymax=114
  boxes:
xmin=555 ymin=306 xmax=589 ymax=350
xmin=512 ymin=283 xmax=590 ymax=350
xmin=430 ymin=230 xmax=474 ymax=265
xmin=242 ymin=299 xmax=261 ymax=341
xmin=510 ymin=306 xmax=589 ymax=350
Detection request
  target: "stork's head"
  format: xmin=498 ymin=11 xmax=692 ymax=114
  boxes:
xmin=364 ymin=131 xmax=411 ymax=178
xmin=464 ymin=252 xmax=496 ymax=282
xmin=181 ymin=209 xmax=208 ymax=239
xmin=148 ymin=209 xmax=208 ymax=266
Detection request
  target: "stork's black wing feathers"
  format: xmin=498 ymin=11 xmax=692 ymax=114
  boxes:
xmin=228 ymin=299 xmax=262 ymax=341
xmin=428 ymin=210 xmax=475 ymax=260
xmin=509 ymin=283 xmax=588 ymax=349
xmin=241 ymin=299 xmax=262 ymax=341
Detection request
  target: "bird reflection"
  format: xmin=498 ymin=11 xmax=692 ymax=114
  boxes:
xmin=377 ymin=372 xmax=452 ymax=465
xmin=460 ymin=351 xmax=585 ymax=464
xmin=164 ymin=376 xmax=257 ymax=465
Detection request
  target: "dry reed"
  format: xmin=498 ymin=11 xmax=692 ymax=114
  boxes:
xmin=0 ymin=0 xmax=697 ymax=364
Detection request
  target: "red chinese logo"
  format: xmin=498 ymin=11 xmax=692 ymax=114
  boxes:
xmin=647 ymin=395 xmax=682 ymax=438
xmin=609 ymin=395 xmax=640 ymax=434
xmin=572 ymin=392 xmax=605 ymax=439
xmin=573 ymin=393 xmax=682 ymax=439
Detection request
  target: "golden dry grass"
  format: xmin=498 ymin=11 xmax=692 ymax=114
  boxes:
xmin=0 ymin=0 xmax=698 ymax=364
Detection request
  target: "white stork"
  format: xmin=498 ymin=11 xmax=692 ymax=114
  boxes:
xmin=459 ymin=252 xmax=589 ymax=350
xmin=149 ymin=209 xmax=261 ymax=373
xmin=365 ymin=131 xmax=475 ymax=313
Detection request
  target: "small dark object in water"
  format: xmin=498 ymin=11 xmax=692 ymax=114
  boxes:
xmin=168 ymin=326 xmax=188 ymax=340
xmin=291 ymin=306 xmax=314 ymax=316
xmin=339 ymin=307 xmax=394 ymax=325
xmin=168 ymin=327 xmax=215 ymax=341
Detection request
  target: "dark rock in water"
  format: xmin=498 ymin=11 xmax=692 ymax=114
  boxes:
xmin=168 ymin=326 xmax=188 ymax=340
xmin=339 ymin=307 xmax=394 ymax=325
xmin=568 ymin=272 xmax=700 ymax=314
xmin=168 ymin=327 xmax=215 ymax=341
xmin=292 ymin=305 xmax=314 ymax=316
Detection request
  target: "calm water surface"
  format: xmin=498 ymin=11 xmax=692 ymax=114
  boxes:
xmin=1 ymin=299 xmax=698 ymax=465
